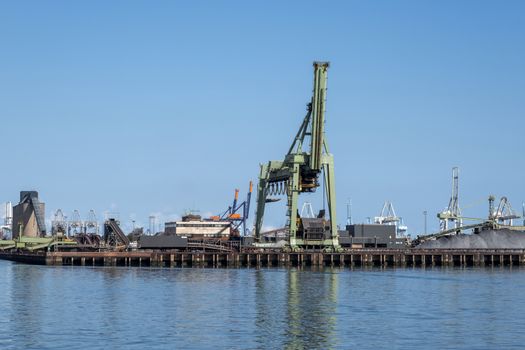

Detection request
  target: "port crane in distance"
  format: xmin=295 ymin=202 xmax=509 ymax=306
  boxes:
xmin=413 ymin=196 xmax=525 ymax=246
xmin=211 ymin=181 xmax=252 ymax=237
xmin=254 ymin=62 xmax=340 ymax=252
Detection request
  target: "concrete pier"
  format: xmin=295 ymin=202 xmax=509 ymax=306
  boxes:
xmin=1 ymin=249 xmax=525 ymax=268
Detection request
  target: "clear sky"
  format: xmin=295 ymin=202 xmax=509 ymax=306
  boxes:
xmin=0 ymin=1 xmax=523 ymax=235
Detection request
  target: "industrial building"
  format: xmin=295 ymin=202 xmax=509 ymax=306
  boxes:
xmin=138 ymin=235 xmax=188 ymax=249
xmin=339 ymin=224 xmax=407 ymax=248
xmin=12 ymin=191 xmax=46 ymax=238
xmin=165 ymin=214 xmax=231 ymax=239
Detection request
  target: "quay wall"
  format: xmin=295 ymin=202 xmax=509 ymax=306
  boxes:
xmin=1 ymin=249 xmax=525 ymax=268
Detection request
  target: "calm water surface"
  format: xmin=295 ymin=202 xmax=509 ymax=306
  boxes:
xmin=0 ymin=261 xmax=523 ymax=349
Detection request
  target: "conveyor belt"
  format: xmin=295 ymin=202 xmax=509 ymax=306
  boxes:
xmin=105 ymin=219 xmax=130 ymax=246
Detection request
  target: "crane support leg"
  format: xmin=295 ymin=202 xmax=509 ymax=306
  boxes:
xmin=288 ymin=163 xmax=300 ymax=250
xmin=324 ymin=155 xmax=340 ymax=250
xmin=254 ymin=163 xmax=268 ymax=240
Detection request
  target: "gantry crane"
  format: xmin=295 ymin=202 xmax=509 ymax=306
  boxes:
xmin=254 ymin=62 xmax=340 ymax=251
xmin=489 ymin=196 xmax=520 ymax=225
xmin=437 ymin=167 xmax=462 ymax=231
xmin=51 ymin=209 xmax=67 ymax=236
xmin=216 ymin=181 xmax=252 ymax=236
xmin=374 ymin=201 xmax=408 ymax=238
xmin=374 ymin=201 xmax=400 ymax=225
xmin=413 ymin=195 xmax=525 ymax=246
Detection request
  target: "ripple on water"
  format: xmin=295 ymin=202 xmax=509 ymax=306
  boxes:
xmin=0 ymin=262 xmax=524 ymax=349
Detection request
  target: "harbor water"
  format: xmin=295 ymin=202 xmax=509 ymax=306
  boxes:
xmin=0 ymin=261 xmax=523 ymax=349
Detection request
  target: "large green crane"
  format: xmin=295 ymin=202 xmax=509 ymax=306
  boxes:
xmin=254 ymin=62 xmax=340 ymax=251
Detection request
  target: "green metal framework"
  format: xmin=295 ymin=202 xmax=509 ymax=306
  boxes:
xmin=0 ymin=235 xmax=77 ymax=251
xmin=254 ymin=62 xmax=340 ymax=251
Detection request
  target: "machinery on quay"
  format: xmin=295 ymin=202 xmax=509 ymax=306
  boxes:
xmin=84 ymin=210 xmax=99 ymax=235
xmin=68 ymin=210 xmax=83 ymax=236
xmin=254 ymin=62 xmax=340 ymax=251
xmin=374 ymin=201 xmax=408 ymax=238
xmin=413 ymin=195 xmax=525 ymax=247
xmin=0 ymin=234 xmax=77 ymax=251
xmin=141 ymin=182 xmax=254 ymax=251
xmin=0 ymin=192 xmax=77 ymax=251
xmin=1 ymin=202 xmax=12 ymax=239
xmin=214 ymin=181 xmax=253 ymax=237
xmin=103 ymin=218 xmax=130 ymax=249
xmin=51 ymin=209 xmax=67 ymax=236
xmin=489 ymin=196 xmax=520 ymax=225
xmin=73 ymin=210 xmax=101 ymax=246
xmin=437 ymin=167 xmax=462 ymax=231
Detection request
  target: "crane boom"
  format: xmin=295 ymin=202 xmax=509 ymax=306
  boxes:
xmin=309 ymin=62 xmax=328 ymax=171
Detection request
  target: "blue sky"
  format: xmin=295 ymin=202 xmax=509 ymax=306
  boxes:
xmin=0 ymin=1 xmax=523 ymax=234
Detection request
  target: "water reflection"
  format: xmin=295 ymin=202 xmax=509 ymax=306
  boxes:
xmin=253 ymin=269 xmax=287 ymax=348
xmin=284 ymin=268 xmax=338 ymax=349
xmin=9 ymin=265 xmax=45 ymax=348
xmin=253 ymin=268 xmax=339 ymax=349
xmin=1 ymin=262 xmax=525 ymax=349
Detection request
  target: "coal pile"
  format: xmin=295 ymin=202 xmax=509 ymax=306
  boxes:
xmin=418 ymin=229 xmax=525 ymax=249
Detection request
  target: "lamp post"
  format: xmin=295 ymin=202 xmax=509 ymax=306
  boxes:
xmin=423 ymin=211 xmax=428 ymax=235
